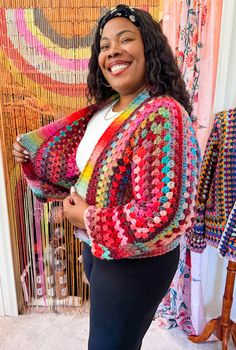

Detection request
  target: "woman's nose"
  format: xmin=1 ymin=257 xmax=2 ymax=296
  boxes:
xmin=107 ymin=45 xmax=122 ymax=58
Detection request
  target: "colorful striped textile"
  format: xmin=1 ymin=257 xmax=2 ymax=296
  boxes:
xmin=20 ymin=91 xmax=200 ymax=260
xmin=186 ymin=108 xmax=236 ymax=261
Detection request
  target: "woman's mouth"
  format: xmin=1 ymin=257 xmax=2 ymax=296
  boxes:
xmin=109 ymin=63 xmax=130 ymax=75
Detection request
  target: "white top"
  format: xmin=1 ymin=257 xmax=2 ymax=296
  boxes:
xmin=76 ymin=100 xmax=122 ymax=172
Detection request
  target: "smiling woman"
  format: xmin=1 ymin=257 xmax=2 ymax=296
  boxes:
xmin=12 ymin=4 xmax=200 ymax=350
xmin=98 ymin=17 xmax=146 ymax=105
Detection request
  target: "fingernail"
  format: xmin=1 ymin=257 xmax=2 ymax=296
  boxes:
xmin=16 ymin=136 xmax=21 ymax=142
xmin=23 ymin=150 xmax=29 ymax=155
xmin=70 ymin=186 xmax=76 ymax=193
xmin=25 ymin=155 xmax=30 ymax=159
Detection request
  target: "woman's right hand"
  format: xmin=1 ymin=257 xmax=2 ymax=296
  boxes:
xmin=12 ymin=137 xmax=30 ymax=163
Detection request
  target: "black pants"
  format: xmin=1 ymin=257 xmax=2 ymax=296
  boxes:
xmin=83 ymin=244 xmax=180 ymax=350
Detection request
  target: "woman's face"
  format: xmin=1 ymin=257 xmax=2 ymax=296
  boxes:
xmin=98 ymin=17 xmax=146 ymax=97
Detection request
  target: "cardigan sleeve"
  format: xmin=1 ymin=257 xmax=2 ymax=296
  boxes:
xmin=186 ymin=118 xmax=219 ymax=253
xmin=84 ymin=101 xmax=200 ymax=259
xmin=19 ymin=108 xmax=89 ymax=201
xmin=218 ymin=200 xmax=236 ymax=259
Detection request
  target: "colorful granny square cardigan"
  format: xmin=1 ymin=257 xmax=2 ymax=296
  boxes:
xmin=186 ymin=108 xmax=236 ymax=261
xmin=20 ymin=91 xmax=200 ymax=260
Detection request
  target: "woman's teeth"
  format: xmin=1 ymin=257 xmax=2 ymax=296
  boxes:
xmin=110 ymin=63 xmax=129 ymax=73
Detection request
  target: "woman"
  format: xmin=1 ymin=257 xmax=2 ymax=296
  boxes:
xmin=13 ymin=5 xmax=200 ymax=350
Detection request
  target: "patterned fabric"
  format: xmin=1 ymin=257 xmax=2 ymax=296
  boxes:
xmin=163 ymin=0 xmax=207 ymax=124
xmin=163 ymin=0 xmax=223 ymax=151
xmin=175 ymin=0 xmax=207 ymax=123
xmin=156 ymin=239 xmax=208 ymax=336
xmin=161 ymin=0 xmax=223 ymax=335
xmin=20 ymin=91 xmax=200 ymax=260
xmin=155 ymin=237 xmax=195 ymax=334
xmin=186 ymin=108 xmax=236 ymax=261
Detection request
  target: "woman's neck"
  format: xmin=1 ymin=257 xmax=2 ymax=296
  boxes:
xmin=113 ymin=85 xmax=147 ymax=112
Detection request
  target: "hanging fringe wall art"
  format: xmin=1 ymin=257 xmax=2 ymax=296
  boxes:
xmin=0 ymin=0 xmax=163 ymax=313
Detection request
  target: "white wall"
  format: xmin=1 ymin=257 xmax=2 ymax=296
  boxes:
xmin=201 ymin=0 xmax=236 ymax=320
xmin=213 ymin=0 xmax=236 ymax=113
xmin=0 ymin=141 xmax=18 ymax=316
xmin=0 ymin=276 xmax=5 ymax=315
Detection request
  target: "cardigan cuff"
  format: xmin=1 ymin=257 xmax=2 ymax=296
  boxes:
xmin=186 ymin=234 xmax=207 ymax=253
xmin=84 ymin=205 xmax=96 ymax=238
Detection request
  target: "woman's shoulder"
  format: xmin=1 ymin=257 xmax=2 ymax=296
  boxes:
xmin=140 ymin=94 xmax=188 ymax=118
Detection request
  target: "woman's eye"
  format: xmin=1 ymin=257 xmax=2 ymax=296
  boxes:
xmin=121 ymin=38 xmax=132 ymax=44
xmin=100 ymin=45 xmax=109 ymax=51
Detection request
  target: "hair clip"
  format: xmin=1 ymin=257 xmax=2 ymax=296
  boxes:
xmin=129 ymin=15 xmax=136 ymax=23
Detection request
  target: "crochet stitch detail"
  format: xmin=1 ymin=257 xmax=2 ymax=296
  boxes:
xmin=78 ymin=96 xmax=199 ymax=259
xmin=186 ymin=108 xmax=236 ymax=261
xmin=20 ymin=92 xmax=200 ymax=260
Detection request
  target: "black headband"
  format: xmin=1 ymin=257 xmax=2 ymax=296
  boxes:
xmin=99 ymin=4 xmax=140 ymax=35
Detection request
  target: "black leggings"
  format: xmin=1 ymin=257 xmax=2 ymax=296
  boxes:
xmin=83 ymin=244 xmax=180 ymax=350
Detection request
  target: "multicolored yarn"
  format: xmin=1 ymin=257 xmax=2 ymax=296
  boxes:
xmin=20 ymin=91 xmax=200 ymax=260
xmin=219 ymin=201 xmax=236 ymax=260
xmin=186 ymin=108 xmax=236 ymax=261
xmin=20 ymin=105 xmax=92 ymax=200
xmin=0 ymin=3 xmax=162 ymax=111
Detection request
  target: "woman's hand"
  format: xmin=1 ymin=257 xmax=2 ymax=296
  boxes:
xmin=12 ymin=137 xmax=30 ymax=163
xmin=63 ymin=188 xmax=89 ymax=229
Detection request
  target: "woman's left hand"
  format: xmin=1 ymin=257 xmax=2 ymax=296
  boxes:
xmin=63 ymin=188 xmax=89 ymax=229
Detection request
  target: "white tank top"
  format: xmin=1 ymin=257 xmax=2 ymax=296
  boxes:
xmin=76 ymin=100 xmax=122 ymax=172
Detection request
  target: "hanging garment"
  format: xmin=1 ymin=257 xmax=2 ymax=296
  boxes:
xmin=186 ymin=108 xmax=236 ymax=261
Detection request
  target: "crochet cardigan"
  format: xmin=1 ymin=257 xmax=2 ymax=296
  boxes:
xmin=20 ymin=91 xmax=200 ymax=260
xmin=186 ymin=108 xmax=236 ymax=261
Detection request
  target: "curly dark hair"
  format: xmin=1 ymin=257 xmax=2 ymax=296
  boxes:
xmin=86 ymin=7 xmax=192 ymax=115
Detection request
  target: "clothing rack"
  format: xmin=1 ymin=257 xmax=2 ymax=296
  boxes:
xmin=188 ymin=260 xmax=236 ymax=350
